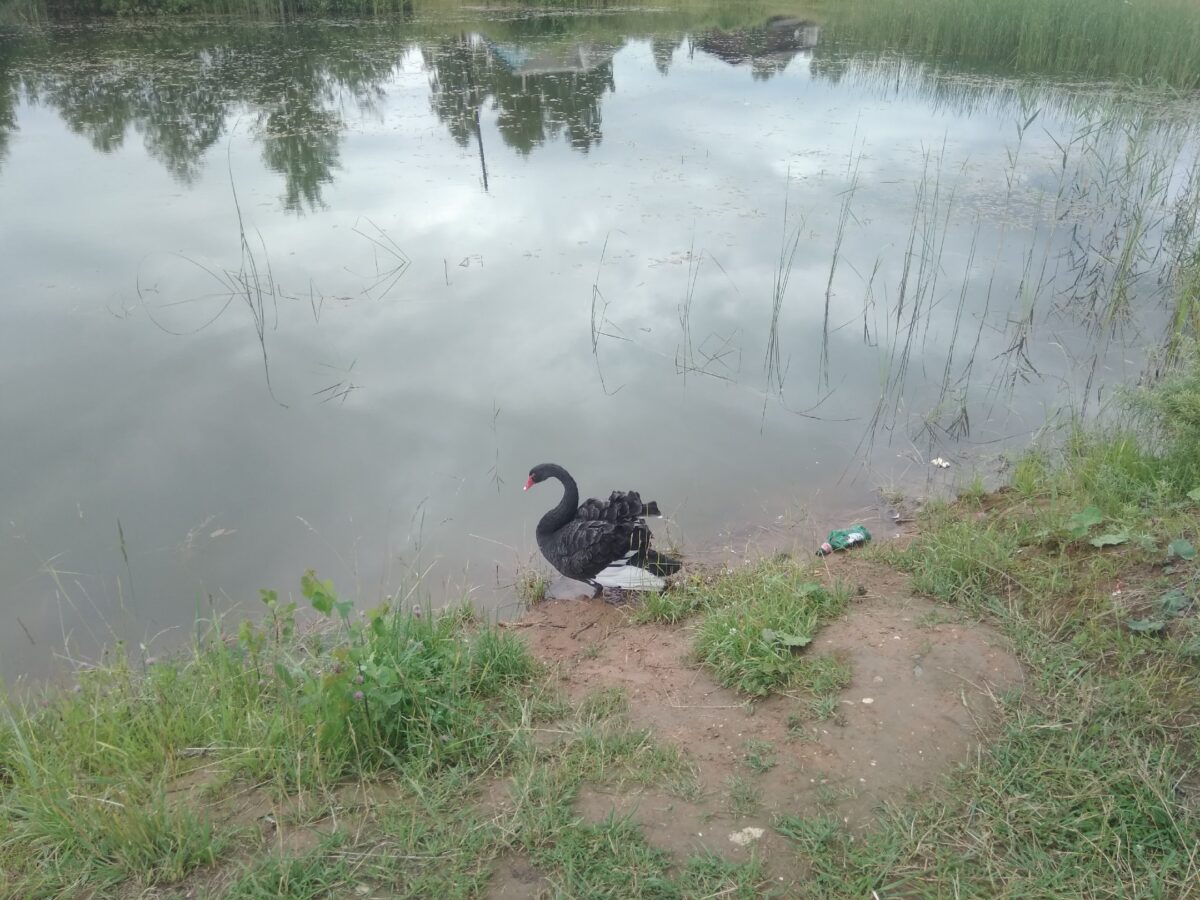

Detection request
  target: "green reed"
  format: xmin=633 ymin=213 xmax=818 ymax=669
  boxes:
xmin=822 ymin=0 xmax=1200 ymax=90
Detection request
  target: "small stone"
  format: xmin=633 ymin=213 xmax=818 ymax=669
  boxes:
xmin=728 ymin=827 xmax=765 ymax=847
xmin=872 ymin=675 xmax=884 ymax=683
xmin=861 ymin=698 xmax=874 ymax=704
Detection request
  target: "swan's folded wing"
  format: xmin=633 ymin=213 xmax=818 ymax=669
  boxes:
xmin=554 ymin=519 xmax=649 ymax=579
xmin=576 ymin=490 xmax=652 ymax=523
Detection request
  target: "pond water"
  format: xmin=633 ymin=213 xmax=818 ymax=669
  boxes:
xmin=1 ymin=6 xmax=1198 ymax=681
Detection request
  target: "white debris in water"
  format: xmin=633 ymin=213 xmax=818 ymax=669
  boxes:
xmin=728 ymin=827 xmax=765 ymax=847
xmin=861 ymin=697 xmax=875 ymax=704
xmin=931 ymin=457 xmax=951 ymax=468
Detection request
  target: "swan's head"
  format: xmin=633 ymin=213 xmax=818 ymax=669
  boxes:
xmin=524 ymin=463 xmax=555 ymax=491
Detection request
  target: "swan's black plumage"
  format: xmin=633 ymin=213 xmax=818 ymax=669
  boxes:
xmin=577 ymin=491 xmax=661 ymax=522
xmin=525 ymin=463 xmax=681 ymax=592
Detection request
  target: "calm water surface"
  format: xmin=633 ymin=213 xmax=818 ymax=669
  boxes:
xmin=1 ymin=8 xmax=1198 ymax=679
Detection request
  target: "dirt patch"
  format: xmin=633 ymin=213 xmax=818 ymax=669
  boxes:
xmin=487 ymin=852 xmax=551 ymax=900
xmin=161 ymin=767 xmax=408 ymax=899
xmin=516 ymin=556 xmax=1023 ymax=887
xmin=573 ymin=784 xmax=804 ymax=890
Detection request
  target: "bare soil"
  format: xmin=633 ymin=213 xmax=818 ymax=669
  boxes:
xmin=503 ymin=555 xmax=1024 ymax=894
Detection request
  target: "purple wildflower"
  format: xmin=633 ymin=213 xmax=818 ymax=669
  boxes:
xmin=354 ymin=690 xmax=365 ymax=702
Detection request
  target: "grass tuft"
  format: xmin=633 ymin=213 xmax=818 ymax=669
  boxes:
xmin=226 ymin=833 xmax=351 ymax=898
xmin=516 ymin=567 xmax=550 ymax=607
xmin=692 ymin=570 xmax=851 ymax=697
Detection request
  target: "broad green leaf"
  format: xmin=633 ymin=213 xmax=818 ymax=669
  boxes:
xmin=1158 ymin=590 xmax=1193 ymax=617
xmin=1168 ymin=538 xmax=1196 ymax=561
xmin=1066 ymin=506 xmax=1103 ymax=538
xmin=1187 ymin=487 xmax=1200 ymax=503
xmin=309 ymin=591 xmax=333 ymax=616
xmin=762 ymin=628 xmax=811 ymax=648
xmin=301 ymin=569 xmax=339 ymax=615
xmin=775 ymin=631 xmax=812 ymax=648
xmin=1125 ymin=618 xmax=1167 ymax=633
xmin=1090 ymin=532 xmax=1129 ymax=548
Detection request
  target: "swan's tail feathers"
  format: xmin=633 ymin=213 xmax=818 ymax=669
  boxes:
xmin=594 ymin=565 xmax=667 ymax=591
xmin=642 ymin=500 xmax=662 ymax=517
xmin=642 ymin=549 xmax=682 ymax=577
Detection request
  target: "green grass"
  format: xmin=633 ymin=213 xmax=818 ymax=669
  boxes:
xmin=776 ymin=361 xmax=1200 ymax=895
xmin=823 ymin=0 xmax=1200 ymax=90
xmin=13 ymin=0 xmax=1197 ymax=94
xmin=226 ymin=833 xmax=353 ymax=898
xmin=693 ymin=572 xmax=851 ymax=697
xmin=806 ymin=695 xmax=838 ymax=721
xmin=0 ymin=574 xmax=542 ymax=895
xmin=741 ymin=738 xmax=776 ymax=774
xmin=0 ymin=595 xmax=757 ymax=898
xmin=776 ymin=658 xmax=1199 ymax=894
xmin=4 ymin=0 xmax=805 ymax=26
xmin=724 ymin=773 xmax=761 ymax=817
xmin=516 ymin=565 xmax=550 ymax=607
xmin=638 ymin=559 xmax=854 ymax=699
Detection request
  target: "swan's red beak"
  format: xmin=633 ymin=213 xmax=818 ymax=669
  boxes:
xmin=523 ymin=475 xmax=535 ymax=491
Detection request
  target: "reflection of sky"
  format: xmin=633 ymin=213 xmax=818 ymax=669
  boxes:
xmin=1 ymin=22 xmax=1198 ymax=680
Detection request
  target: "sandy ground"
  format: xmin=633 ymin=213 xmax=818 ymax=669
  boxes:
xmin=491 ymin=554 xmax=1024 ymax=895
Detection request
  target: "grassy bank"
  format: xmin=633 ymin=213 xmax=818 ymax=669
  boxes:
xmin=822 ymin=0 xmax=1200 ymax=90
xmin=6 ymin=0 xmax=1200 ymax=94
xmin=2 ymin=330 xmax=1199 ymax=894
xmin=4 ymin=360 xmax=1199 ymax=894
xmin=778 ymin=365 xmax=1200 ymax=894
xmin=0 ymin=0 xmax=803 ymax=26
xmin=0 ymin=576 xmax=752 ymax=895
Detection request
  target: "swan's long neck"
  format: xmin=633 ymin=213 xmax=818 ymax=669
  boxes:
xmin=536 ymin=465 xmax=578 ymax=535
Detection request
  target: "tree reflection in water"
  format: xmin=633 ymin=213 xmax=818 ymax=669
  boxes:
xmin=0 ymin=15 xmax=823 ymax=208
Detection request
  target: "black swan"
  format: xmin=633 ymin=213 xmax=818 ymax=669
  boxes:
xmin=524 ymin=463 xmax=682 ymax=593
